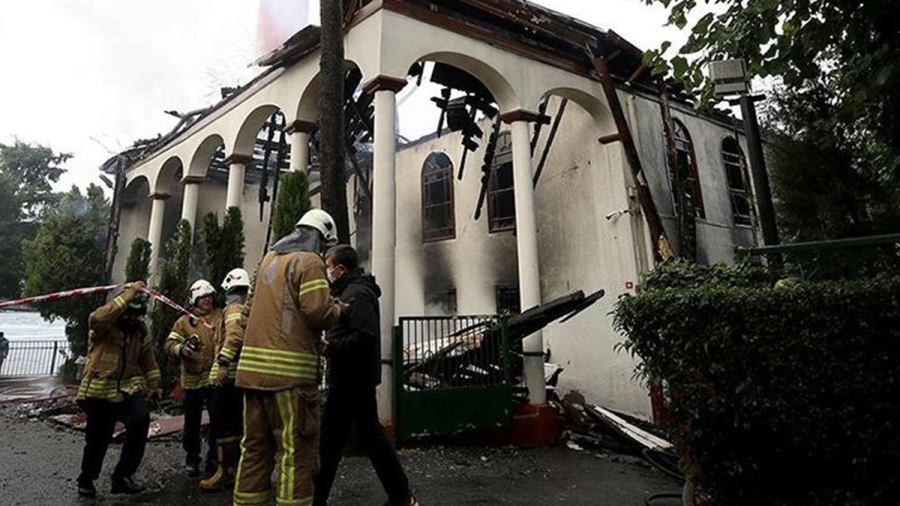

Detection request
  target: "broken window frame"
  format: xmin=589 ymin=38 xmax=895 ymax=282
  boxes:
xmin=488 ymin=131 xmax=516 ymax=233
xmin=496 ymin=285 xmax=521 ymax=314
xmin=422 ymin=152 xmax=456 ymax=242
xmin=666 ymin=119 xmax=706 ymax=220
xmin=722 ymin=136 xmax=754 ymax=227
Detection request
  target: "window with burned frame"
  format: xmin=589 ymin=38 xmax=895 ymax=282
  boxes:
xmin=722 ymin=137 xmax=753 ymax=226
xmin=488 ymin=131 xmax=516 ymax=233
xmin=496 ymin=285 xmax=521 ymax=315
xmin=422 ymin=152 xmax=455 ymax=242
xmin=667 ymin=119 xmax=706 ymax=219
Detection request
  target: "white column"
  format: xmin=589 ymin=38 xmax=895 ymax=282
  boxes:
xmin=181 ymin=179 xmax=202 ymax=230
xmin=371 ymin=88 xmax=399 ymax=422
xmin=510 ymin=118 xmax=546 ymax=405
xmin=226 ymin=163 xmax=246 ymax=209
xmin=147 ymin=194 xmax=168 ymax=282
xmin=290 ymin=131 xmax=310 ymax=173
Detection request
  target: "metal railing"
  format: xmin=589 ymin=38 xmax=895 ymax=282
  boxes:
xmin=392 ymin=315 xmax=514 ymax=443
xmin=736 ymin=233 xmax=900 ymax=281
xmin=0 ymin=340 xmax=68 ymax=377
xmin=397 ymin=315 xmax=510 ymax=390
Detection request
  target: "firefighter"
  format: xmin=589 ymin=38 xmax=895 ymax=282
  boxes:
xmin=76 ymin=281 xmax=160 ymax=498
xmin=232 ymin=209 xmax=345 ymax=506
xmin=166 ymin=279 xmax=223 ymax=477
xmin=199 ymin=268 xmax=251 ymax=491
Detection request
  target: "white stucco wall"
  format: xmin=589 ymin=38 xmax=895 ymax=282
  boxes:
xmin=627 ymin=92 xmax=759 ymax=263
xmin=395 ymin=128 xmax=519 ymax=318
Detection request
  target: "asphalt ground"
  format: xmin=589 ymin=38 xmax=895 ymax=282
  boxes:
xmin=0 ymin=403 xmax=680 ymax=506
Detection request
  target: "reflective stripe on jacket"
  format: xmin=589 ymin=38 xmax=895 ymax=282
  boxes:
xmin=236 ymin=250 xmax=341 ymax=391
xmin=209 ymin=300 xmax=245 ymax=383
xmin=77 ymin=287 xmax=160 ymax=402
xmin=166 ymin=309 xmax=222 ymax=390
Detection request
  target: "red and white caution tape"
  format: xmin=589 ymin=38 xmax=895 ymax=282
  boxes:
xmin=0 ymin=284 xmax=214 ymax=329
xmin=140 ymin=287 xmax=213 ymax=329
xmin=0 ymin=284 xmax=123 ymax=309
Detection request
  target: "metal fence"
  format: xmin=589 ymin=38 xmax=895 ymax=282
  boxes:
xmin=736 ymin=233 xmax=900 ymax=281
xmin=393 ymin=315 xmax=513 ymax=443
xmin=0 ymin=340 xmax=68 ymax=377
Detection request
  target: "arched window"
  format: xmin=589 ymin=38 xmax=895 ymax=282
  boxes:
xmin=667 ymin=120 xmax=706 ymax=219
xmin=722 ymin=137 xmax=753 ymax=226
xmin=422 ymin=152 xmax=455 ymax=241
xmin=488 ymin=131 xmax=516 ymax=232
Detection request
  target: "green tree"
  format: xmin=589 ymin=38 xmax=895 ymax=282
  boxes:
xmin=201 ymin=207 xmax=245 ymax=293
xmin=0 ymin=141 xmax=70 ymax=298
xmin=125 ymin=238 xmax=152 ymax=282
xmin=271 ymin=171 xmax=311 ymax=242
xmin=0 ymin=140 xmax=69 ymax=218
xmin=149 ymin=220 xmax=192 ymax=392
xmin=643 ymin=0 xmax=900 ymax=169
xmin=766 ymin=84 xmax=900 ymax=241
xmin=23 ymin=185 xmax=109 ymax=357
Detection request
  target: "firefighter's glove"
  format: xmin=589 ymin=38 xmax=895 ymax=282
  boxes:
xmin=212 ymin=361 xmax=229 ymax=386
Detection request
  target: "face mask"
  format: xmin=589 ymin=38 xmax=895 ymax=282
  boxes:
xmin=327 ymin=266 xmax=343 ymax=285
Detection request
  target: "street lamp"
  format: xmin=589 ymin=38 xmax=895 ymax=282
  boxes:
xmin=709 ymin=59 xmax=780 ymax=246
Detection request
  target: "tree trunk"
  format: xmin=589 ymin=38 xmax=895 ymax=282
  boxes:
xmin=318 ymin=0 xmax=351 ymax=243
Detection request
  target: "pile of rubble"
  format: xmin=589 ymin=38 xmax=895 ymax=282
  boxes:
xmin=552 ymin=390 xmax=684 ymax=483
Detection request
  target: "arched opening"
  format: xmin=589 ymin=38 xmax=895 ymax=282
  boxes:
xmin=294 ymin=61 xmax=373 ymax=264
xmin=154 ymin=156 xmax=186 ymax=255
xmin=393 ymin=56 xmax=521 ymax=317
xmin=112 ymin=175 xmax=151 ymax=284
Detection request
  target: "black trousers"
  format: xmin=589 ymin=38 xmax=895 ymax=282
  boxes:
xmin=209 ymin=383 xmax=243 ymax=441
xmin=314 ymin=385 xmax=410 ymax=506
xmin=183 ymin=387 xmax=215 ymax=466
xmin=77 ymin=394 xmax=150 ymax=484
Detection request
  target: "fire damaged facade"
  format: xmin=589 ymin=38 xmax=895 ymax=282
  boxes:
xmin=111 ymin=0 xmax=759 ymax=418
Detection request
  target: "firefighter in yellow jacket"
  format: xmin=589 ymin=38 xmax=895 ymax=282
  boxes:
xmin=233 ymin=209 xmax=344 ymax=506
xmin=199 ymin=268 xmax=251 ymax=491
xmin=76 ymin=281 xmax=160 ymax=498
xmin=166 ymin=279 xmax=223 ymax=477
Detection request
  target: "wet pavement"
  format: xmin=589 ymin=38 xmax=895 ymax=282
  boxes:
xmin=0 ymin=403 xmax=680 ymax=506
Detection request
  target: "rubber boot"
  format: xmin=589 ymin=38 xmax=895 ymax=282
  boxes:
xmin=199 ymin=446 xmax=226 ymax=491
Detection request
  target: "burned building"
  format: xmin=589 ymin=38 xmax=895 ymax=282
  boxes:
xmin=111 ymin=0 xmax=758 ymax=419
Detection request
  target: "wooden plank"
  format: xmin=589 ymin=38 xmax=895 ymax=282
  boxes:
xmin=587 ymin=44 xmax=674 ymax=262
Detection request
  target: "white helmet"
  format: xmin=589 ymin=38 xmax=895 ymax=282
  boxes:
xmin=189 ymin=279 xmax=216 ymax=305
xmin=221 ymin=268 xmax=251 ymax=292
xmin=296 ymin=209 xmax=338 ymax=245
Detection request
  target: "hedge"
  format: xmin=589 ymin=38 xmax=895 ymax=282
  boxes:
xmin=614 ymin=261 xmax=900 ymax=506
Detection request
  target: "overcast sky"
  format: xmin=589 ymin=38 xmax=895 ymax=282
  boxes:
xmin=0 ymin=0 xmax=685 ymax=192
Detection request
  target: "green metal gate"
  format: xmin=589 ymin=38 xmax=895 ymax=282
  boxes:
xmin=392 ymin=315 xmax=513 ymax=444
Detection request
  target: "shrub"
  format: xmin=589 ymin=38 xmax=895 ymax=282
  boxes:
xmin=201 ymin=207 xmax=245 ymax=299
xmin=615 ymin=261 xmax=900 ymax=506
xmin=125 ymin=238 xmax=152 ymax=282
xmin=271 ymin=170 xmax=310 ymax=242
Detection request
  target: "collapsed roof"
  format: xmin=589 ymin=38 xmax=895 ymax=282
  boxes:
xmin=118 ymin=0 xmax=672 ymax=169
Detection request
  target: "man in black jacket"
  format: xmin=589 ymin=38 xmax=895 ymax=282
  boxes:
xmin=314 ymin=245 xmax=418 ymax=506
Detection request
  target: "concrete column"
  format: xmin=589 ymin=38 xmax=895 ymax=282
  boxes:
xmin=226 ymin=164 xmax=245 ymax=209
xmin=365 ymin=76 xmax=407 ymax=422
xmin=180 ymin=177 xmax=203 ymax=231
xmin=291 ymin=132 xmax=310 ymax=173
xmin=147 ymin=193 xmax=169 ymax=281
xmin=505 ymin=113 xmax=546 ymax=405
xmin=285 ymin=120 xmax=315 ymax=174
xmin=224 ymin=154 xmax=252 ymax=209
